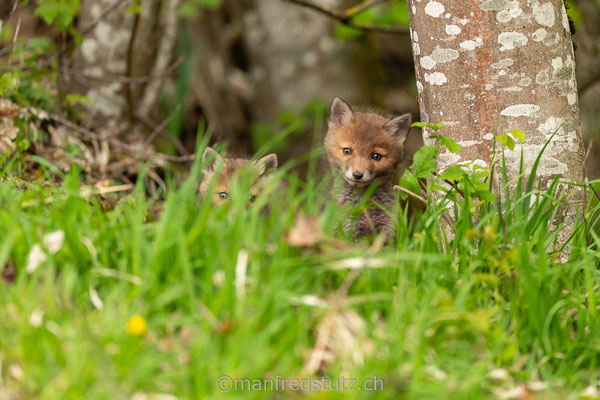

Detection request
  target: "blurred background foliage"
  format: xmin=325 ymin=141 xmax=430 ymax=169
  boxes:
xmin=0 ymin=0 xmax=599 ymax=182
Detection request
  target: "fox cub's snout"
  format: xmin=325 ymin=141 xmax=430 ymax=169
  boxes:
xmin=324 ymin=97 xmax=412 ymax=187
xmin=200 ymin=147 xmax=278 ymax=206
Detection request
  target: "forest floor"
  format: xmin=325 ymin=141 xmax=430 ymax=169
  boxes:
xmin=1 ymin=124 xmax=600 ymax=400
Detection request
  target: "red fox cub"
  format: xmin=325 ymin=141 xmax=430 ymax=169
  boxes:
xmin=324 ymin=97 xmax=412 ymax=238
xmin=200 ymin=147 xmax=278 ymax=206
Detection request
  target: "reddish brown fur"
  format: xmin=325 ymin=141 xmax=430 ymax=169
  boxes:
xmin=325 ymin=112 xmax=403 ymax=177
xmin=324 ymin=98 xmax=412 ymax=238
xmin=200 ymin=148 xmax=277 ymax=206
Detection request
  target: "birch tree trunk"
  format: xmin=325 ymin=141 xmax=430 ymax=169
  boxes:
xmin=407 ymin=0 xmax=585 ymax=249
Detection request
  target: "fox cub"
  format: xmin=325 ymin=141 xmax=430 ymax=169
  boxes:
xmin=200 ymin=147 xmax=278 ymax=206
xmin=325 ymin=97 xmax=412 ymax=238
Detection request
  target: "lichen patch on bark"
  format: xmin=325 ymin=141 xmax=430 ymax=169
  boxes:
xmin=407 ymin=0 xmax=586 ymax=257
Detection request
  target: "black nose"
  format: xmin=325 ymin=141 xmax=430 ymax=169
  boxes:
xmin=352 ymin=171 xmax=364 ymax=180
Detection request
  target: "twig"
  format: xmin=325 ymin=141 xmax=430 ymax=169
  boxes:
xmin=0 ymin=0 xmax=129 ymax=73
xmin=0 ymin=0 xmax=21 ymax=62
xmin=56 ymin=32 xmax=64 ymax=116
xmin=148 ymin=169 xmax=167 ymax=194
xmin=135 ymin=112 xmax=190 ymax=156
xmin=78 ymin=0 xmax=129 ymax=39
xmin=345 ymin=0 xmax=388 ymax=17
xmin=23 ymin=105 xmax=196 ymax=163
xmin=393 ymin=185 xmax=427 ymax=205
xmin=59 ymin=58 xmax=183 ymax=85
xmin=142 ymin=110 xmax=178 ymax=147
xmin=21 ymin=184 xmax=134 ymax=208
xmin=282 ymin=0 xmax=409 ymax=35
xmin=583 ymin=139 xmax=593 ymax=172
xmin=125 ymin=9 xmax=141 ymax=122
xmin=443 ymin=178 xmax=464 ymax=197
xmin=137 ymin=0 xmax=181 ymax=117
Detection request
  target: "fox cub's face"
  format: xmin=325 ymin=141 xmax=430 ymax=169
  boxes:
xmin=324 ymin=97 xmax=412 ymax=187
xmin=200 ymin=147 xmax=278 ymax=206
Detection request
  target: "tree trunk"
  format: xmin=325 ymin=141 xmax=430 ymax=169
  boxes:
xmin=243 ymin=0 xmax=370 ymax=123
xmin=407 ymin=0 xmax=585 ymax=250
xmin=71 ymin=0 xmax=178 ymax=127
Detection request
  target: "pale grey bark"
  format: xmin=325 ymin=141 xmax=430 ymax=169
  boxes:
xmin=72 ymin=0 xmax=177 ymax=125
xmin=407 ymin=0 xmax=585 ymax=250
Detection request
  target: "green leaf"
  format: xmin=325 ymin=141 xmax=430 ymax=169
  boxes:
xmin=565 ymin=0 xmax=583 ymax=27
xmin=439 ymin=165 xmax=466 ymax=181
xmin=471 ymin=171 xmax=490 ymax=181
xmin=412 ymin=145 xmax=438 ymax=179
xmin=17 ymin=139 xmax=31 ymax=151
xmin=35 ymin=0 xmax=80 ymax=31
xmin=476 ymin=190 xmax=496 ymax=202
xmin=179 ymin=0 xmax=222 ymax=18
xmin=127 ymin=4 xmax=141 ymax=14
xmin=386 ymin=2 xmax=410 ymax=25
xmin=334 ymin=23 xmax=364 ymax=39
xmin=399 ymin=170 xmax=421 ymax=200
xmin=509 ymin=130 xmax=526 ymax=143
xmin=496 ymin=134 xmax=515 ymax=151
xmin=411 ymin=121 xmax=445 ymax=132
xmin=0 ymin=72 xmax=20 ymax=96
xmin=430 ymin=135 xmax=462 ymax=153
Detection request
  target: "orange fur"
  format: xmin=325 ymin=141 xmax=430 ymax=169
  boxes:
xmin=324 ymin=97 xmax=413 ymax=238
xmin=200 ymin=148 xmax=277 ymax=206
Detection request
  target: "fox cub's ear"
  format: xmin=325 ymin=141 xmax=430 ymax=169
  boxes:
xmin=254 ymin=154 xmax=278 ymax=176
xmin=328 ymin=97 xmax=353 ymax=130
xmin=202 ymin=147 xmax=225 ymax=174
xmin=386 ymin=113 xmax=412 ymax=146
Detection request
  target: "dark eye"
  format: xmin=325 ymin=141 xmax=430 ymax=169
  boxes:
xmin=248 ymin=194 xmax=256 ymax=203
xmin=218 ymin=192 xmax=229 ymax=200
xmin=371 ymin=153 xmax=382 ymax=161
xmin=343 ymin=148 xmax=352 ymax=156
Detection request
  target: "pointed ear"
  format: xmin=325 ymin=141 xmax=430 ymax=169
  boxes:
xmin=202 ymin=147 xmax=225 ymax=175
xmin=254 ymin=153 xmax=278 ymax=176
xmin=386 ymin=113 xmax=412 ymax=146
xmin=328 ymin=97 xmax=353 ymax=130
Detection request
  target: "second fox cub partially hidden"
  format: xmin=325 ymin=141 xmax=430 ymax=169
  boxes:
xmin=325 ymin=97 xmax=412 ymax=238
xmin=201 ymin=147 xmax=278 ymax=206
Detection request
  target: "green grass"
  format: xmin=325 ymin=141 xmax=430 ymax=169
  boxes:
xmin=1 ymin=140 xmax=600 ymax=400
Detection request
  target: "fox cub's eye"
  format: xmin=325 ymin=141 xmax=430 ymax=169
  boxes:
xmin=371 ymin=153 xmax=382 ymax=161
xmin=248 ymin=194 xmax=256 ymax=203
xmin=218 ymin=192 xmax=229 ymax=200
xmin=342 ymin=148 xmax=352 ymax=156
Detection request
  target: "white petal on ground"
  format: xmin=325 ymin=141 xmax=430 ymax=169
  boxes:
xmin=43 ymin=230 xmax=65 ymax=254
xmin=489 ymin=368 xmax=510 ymax=380
xmin=26 ymin=244 xmax=47 ymax=274
xmin=29 ymin=309 xmax=44 ymax=327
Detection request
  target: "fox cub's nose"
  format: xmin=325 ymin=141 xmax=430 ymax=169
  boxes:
xmin=352 ymin=171 xmax=364 ymax=180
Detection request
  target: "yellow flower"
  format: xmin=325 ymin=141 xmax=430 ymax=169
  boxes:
xmin=126 ymin=315 xmax=148 ymax=336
